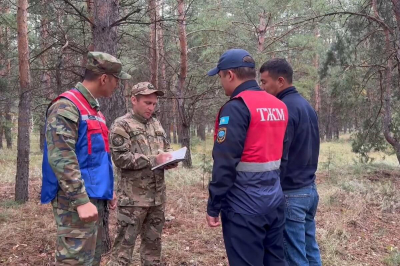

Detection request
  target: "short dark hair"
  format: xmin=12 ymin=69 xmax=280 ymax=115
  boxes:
xmin=259 ymin=58 xmax=293 ymax=83
xmin=84 ymin=69 xmax=103 ymax=81
xmin=221 ymin=56 xmax=256 ymax=80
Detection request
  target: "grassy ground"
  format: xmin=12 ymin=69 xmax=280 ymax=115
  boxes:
xmin=0 ymin=133 xmax=399 ymax=265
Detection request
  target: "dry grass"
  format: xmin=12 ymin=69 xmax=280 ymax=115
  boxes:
xmin=0 ymin=133 xmax=399 ymax=265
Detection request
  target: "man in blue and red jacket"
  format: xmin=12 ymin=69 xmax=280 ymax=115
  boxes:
xmin=206 ymin=49 xmax=289 ymax=266
xmin=41 ymin=52 xmax=133 ymax=265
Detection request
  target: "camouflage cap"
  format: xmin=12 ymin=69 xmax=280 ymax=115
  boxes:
xmin=131 ymin=82 xmax=164 ymax=97
xmin=86 ymin=51 xmax=131 ymax=80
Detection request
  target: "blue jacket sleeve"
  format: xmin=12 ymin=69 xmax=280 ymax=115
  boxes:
xmin=207 ymin=99 xmax=250 ymax=217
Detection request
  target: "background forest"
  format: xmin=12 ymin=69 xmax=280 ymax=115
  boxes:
xmin=1 ymin=0 xmax=400 ymax=265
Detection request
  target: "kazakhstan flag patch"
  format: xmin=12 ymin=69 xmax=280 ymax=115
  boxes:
xmin=219 ymin=116 xmax=229 ymax=125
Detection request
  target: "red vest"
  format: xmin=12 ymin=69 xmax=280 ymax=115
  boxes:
xmin=215 ymin=90 xmax=288 ymax=172
xmin=58 ymin=90 xmax=110 ymax=154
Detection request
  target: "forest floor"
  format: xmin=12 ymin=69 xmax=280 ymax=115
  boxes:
xmin=0 ymin=134 xmax=400 ymax=266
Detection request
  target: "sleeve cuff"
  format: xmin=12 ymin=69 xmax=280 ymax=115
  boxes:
xmin=207 ymin=205 xmax=220 ymax=217
xmin=70 ymin=194 xmax=90 ymax=208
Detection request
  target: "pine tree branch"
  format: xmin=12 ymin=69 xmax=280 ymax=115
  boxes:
xmin=110 ymin=8 xmax=142 ymax=27
xmin=63 ymin=0 xmax=95 ymax=27
xmin=291 ymin=11 xmax=392 ymax=33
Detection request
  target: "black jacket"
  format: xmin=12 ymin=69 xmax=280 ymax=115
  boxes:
xmin=277 ymin=86 xmax=320 ymax=191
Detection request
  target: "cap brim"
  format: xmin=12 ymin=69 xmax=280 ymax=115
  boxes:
xmin=117 ymin=71 xmax=131 ymax=80
xmin=207 ymin=67 xmax=219 ymax=76
xmin=137 ymin=89 xmax=165 ymax=97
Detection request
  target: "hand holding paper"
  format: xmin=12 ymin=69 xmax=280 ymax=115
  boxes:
xmin=155 ymin=153 xmax=173 ymax=165
xmin=151 ymin=147 xmax=187 ymax=171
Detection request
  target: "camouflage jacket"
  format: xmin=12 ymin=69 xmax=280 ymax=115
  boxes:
xmin=109 ymin=111 xmax=171 ymax=207
xmin=46 ymin=82 xmax=100 ymax=210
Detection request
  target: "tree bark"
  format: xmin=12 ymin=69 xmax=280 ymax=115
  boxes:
xmin=177 ymin=0 xmax=192 ymax=167
xmin=382 ymin=0 xmax=400 ymax=163
xmin=4 ymin=101 xmax=12 ymax=149
xmin=391 ymin=0 xmax=400 ymax=85
xmin=0 ymin=114 xmax=3 ymax=149
xmin=148 ymin=0 xmax=158 ymax=87
xmin=0 ymin=2 xmax=13 ymax=150
xmin=173 ymin=122 xmax=178 ymax=144
xmin=158 ymin=0 xmax=170 ymax=140
xmin=257 ymin=11 xmax=267 ymax=52
xmin=15 ymin=0 xmax=32 ymax=203
xmin=197 ymin=124 xmax=206 ymax=141
xmin=40 ymin=0 xmax=52 ymax=152
xmin=314 ymin=27 xmax=321 ymax=113
xmin=91 ymin=0 xmax=122 ymax=253
xmin=93 ymin=0 xmax=126 ymax=128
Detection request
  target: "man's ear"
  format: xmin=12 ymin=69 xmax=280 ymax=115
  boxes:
xmin=227 ymin=70 xmax=234 ymax=81
xmin=131 ymin=96 xmax=136 ymax=106
xmin=100 ymin=74 xmax=107 ymax=85
xmin=278 ymin=76 xmax=285 ymax=85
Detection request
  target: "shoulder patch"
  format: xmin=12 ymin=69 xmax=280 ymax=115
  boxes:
xmin=112 ymin=135 xmax=125 ymax=147
xmin=219 ymin=116 xmax=230 ymax=125
xmin=216 ymin=127 xmax=227 ymax=143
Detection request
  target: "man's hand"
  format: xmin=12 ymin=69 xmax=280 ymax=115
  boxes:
xmin=77 ymin=202 xmax=98 ymax=222
xmin=206 ymin=214 xmax=221 ymax=227
xmin=156 ymin=152 xmax=172 ymax=165
xmin=108 ymin=192 xmax=117 ymax=210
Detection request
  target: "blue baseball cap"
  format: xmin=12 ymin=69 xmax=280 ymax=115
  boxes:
xmin=207 ymin=49 xmax=255 ymax=76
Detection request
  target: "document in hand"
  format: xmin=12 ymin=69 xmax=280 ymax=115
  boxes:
xmin=151 ymin=147 xmax=188 ymax=171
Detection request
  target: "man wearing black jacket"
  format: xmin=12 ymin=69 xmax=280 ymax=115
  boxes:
xmin=259 ymin=58 xmax=322 ymax=266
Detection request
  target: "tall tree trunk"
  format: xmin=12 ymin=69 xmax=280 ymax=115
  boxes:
xmin=91 ymin=0 xmax=123 ymax=253
xmin=314 ymin=27 xmax=321 ymax=113
xmin=0 ymin=2 xmax=13 ymax=150
xmin=197 ymin=124 xmax=206 ymax=141
xmin=0 ymin=113 xmax=3 ymax=149
xmin=173 ymin=122 xmax=178 ymax=144
xmin=381 ymin=1 xmax=400 ymax=162
xmin=55 ymin=8 xmax=68 ymax=96
xmin=148 ymin=0 xmax=158 ymax=87
xmin=93 ymin=0 xmax=126 ymax=128
xmin=158 ymin=0 xmax=170 ymax=140
xmin=382 ymin=29 xmax=400 ymax=162
xmin=172 ymin=87 xmax=178 ymax=144
xmin=4 ymin=101 xmax=12 ymax=149
xmin=325 ymin=99 xmax=333 ymax=142
xmin=40 ymin=0 xmax=52 ymax=152
xmin=257 ymin=10 xmax=267 ymax=52
xmin=177 ymin=0 xmax=191 ymax=167
xmin=86 ymin=0 xmax=95 ymax=52
xmin=15 ymin=0 xmax=32 ymax=203
xmin=392 ymin=0 xmax=400 ymax=88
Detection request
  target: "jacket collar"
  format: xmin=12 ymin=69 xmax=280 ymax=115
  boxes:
xmin=231 ymin=80 xmax=260 ymax=99
xmin=276 ymin=86 xmax=297 ymax=100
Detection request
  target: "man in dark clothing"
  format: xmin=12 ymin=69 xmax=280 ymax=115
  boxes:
xmin=260 ymin=58 xmax=322 ymax=266
xmin=206 ymin=49 xmax=289 ymax=266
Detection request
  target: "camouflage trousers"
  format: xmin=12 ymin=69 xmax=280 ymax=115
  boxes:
xmin=108 ymin=204 xmax=165 ymax=266
xmin=53 ymin=199 xmax=106 ymax=266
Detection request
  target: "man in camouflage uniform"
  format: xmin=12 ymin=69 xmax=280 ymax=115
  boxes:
xmin=108 ymin=82 xmax=176 ymax=266
xmin=41 ymin=52 xmax=131 ymax=265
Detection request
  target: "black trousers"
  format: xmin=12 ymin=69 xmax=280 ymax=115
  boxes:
xmin=221 ymin=204 xmax=288 ymax=266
